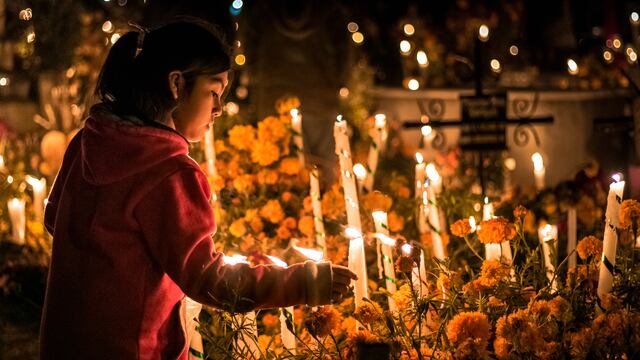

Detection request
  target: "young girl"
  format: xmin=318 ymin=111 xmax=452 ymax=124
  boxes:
xmin=40 ymin=19 xmax=356 ymax=359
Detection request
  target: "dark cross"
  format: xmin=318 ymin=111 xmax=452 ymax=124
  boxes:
xmin=402 ymin=35 xmax=554 ymax=197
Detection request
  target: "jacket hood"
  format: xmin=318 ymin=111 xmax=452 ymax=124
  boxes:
xmin=81 ymin=105 xmax=189 ymax=186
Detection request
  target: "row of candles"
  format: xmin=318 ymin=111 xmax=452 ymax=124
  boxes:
xmin=5 ymin=174 xmax=47 ymax=245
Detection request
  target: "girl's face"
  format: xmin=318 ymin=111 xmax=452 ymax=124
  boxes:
xmin=172 ymin=71 xmax=228 ymax=142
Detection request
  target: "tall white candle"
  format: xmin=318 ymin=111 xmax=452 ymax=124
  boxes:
xmin=353 ymin=163 xmax=367 ymax=194
xmin=414 ymin=153 xmax=426 ymax=199
xmin=421 ymin=125 xmax=434 ymax=155
xmin=482 ymin=197 xmax=493 ymax=221
xmin=266 ymin=256 xmax=296 ymax=354
xmin=290 ymin=109 xmax=305 ymax=166
xmin=7 ymin=198 xmax=25 ymax=244
xmin=345 ymin=227 xmax=369 ymax=308
xmin=426 ymin=165 xmax=445 ymax=260
xmin=333 ymin=116 xmax=362 ymax=231
xmin=403 ymin=243 xmax=428 ymax=297
xmin=26 ymin=176 xmax=46 ymax=221
xmin=483 ymin=197 xmax=501 ymax=260
xmin=372 ymin=210 xmax=397 ymax=311
xmin=567 ymin=207 xmax=577 ymax=269
xmin=531 ymin=152 xmax=545 ymax=191
xmin=223 ymin=255 xmax=260 ymax=358
xmin=309 ymin=167 xmax=326 ymax=250
xmin=363 ymin=114 xmax=386 ymax=192
xmin=538 ymin=224 xmax=558 ymax=291
xmin=598 ymin=175 xmax=625 ymax=300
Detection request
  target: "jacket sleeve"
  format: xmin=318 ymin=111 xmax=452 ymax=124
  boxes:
xmin=133 ymin=167 xmax=333 ymax=311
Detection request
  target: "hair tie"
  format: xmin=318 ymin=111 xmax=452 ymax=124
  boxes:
xmin=128 ymin=21 xmax=148 ymax=58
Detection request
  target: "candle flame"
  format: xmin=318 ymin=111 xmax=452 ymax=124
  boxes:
xmin=375 ymin=233 xmax=397 ymax=246
xmin=484 ymin=196 xmax=489 ymax=204
xmin=612 ymin=173 xmax=622 ymax=183
xmin=26 ymin=175 xmax=45 ymax=191
xmin=401 ymin=243 xmax=413 ymax=255
xmin=541 ymin=224 xmax=553 ymax=239
xmin=415 ymin=152 xmax=424 ymax=164
xmin=426 ymin=163 xmax=440 ymax=182
xmin=469 ymin=216 xmax=477 ymax=232
xmin=531 ymin=152 xmax=544 ymax=171
xmin=290 ymin=108 xmax=299 ymax=118
xmin=372 ymin=210 xmax=387 ymax=223
xmin=353 ymin=163 xmax=367 ymax=180
xmin=374 ymin=113 xmax=386 ymax=127
xmin=421 ymin=125 xmax=433 ymax=137
xmin=223 ymin=254 xmax=248 ymax=265
xmin=345 ymin=227 xmax=362 ymax=239
xmin=292 ymin=244 xmax=324 ymax=261
xmin=266 ymin=255 xmax=288 ymax=268
xmin=336 ymin=114 xmax=343 ymax=122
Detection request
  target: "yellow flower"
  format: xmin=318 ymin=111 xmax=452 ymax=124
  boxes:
xmin=619 ymin=199 xmax=640 ymax=229
xmin=445 ymin=311 xmax=491 ymax=348
xmin=361 ymin=191 xmax=393 ymax=212
xmin=228 ymin=125 xmax=256 ymax=151
xmin=388 ymin=211 xmax=404 ymax=232
xmin=321 ymin=184 xmax=346 ymax=221
xmin=249 ymin=216 xmax=264 ymax=233
xmin=275 ymin=95 xmax=301 ymax=115
xmin=257 ymin=169 xmax=279 ymax=185
xmin=214 ymin=139 xmax=227 ymax=154
xmin=232 ymin=174 xmax=254 ymax=194
xmin=450 ymin=219 xmax=472 ymax=237
xmin=229 ymin=218 xmax=247 ymax=238
xmin=564 ymin=327 xmax=594 ymax=360
xmin=278 ymin=157 xmax=300 ymax=175
xmin=305 ymin=306 xmax=343 ymax=337
xmin=251 ymin=141 xmax=280 ymax=166
xmin=392 ymin=284 xmax=413 ymax=311
xmin=354 ymin=301 xmax=384 ymax=326
xmin=258 ymin=116 xmax=289 ymax=143
xmin=260 ymin=200 xmax=285 ymax=224
xmin=478 ymin=260 xmax=511 ymax=288
xmin=576 ymin=235 xmax=602 ymax=260
xmin=298 ymin=216 xmax=315 ymax=238
xmin=477 ymin=217 xmax=516 ymax=244
xmin=261 ymin=313 xmax=280 ymax=331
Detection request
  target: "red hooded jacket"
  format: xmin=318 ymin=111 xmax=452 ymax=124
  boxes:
xmin=40 ymin=107 xmax=332 ymax=359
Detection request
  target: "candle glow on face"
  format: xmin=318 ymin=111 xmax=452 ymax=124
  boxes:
xmin=531 ymin=152 xmax=544 ymax=171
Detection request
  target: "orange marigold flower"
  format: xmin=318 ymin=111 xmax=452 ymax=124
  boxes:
xmin=298 ymin=216 xmax=315 ymax=238
xmin=249 ymin=216 xmax=264 ymax=233
xmin=258 ymin=115 xmax=289 ymax=143
xmin=395 ymin=255 xmax=415 ymax=273
xmin=228 ymin=124 xmax=256 ymax=151
xmin=277 ymin=224 xmax=292 ymax=240
xmin=477 ymin=217 xmax=516 ymax=244
xmin=278 ymin=157 xmax=300 ymax=175
xmin=513 ymin=205 xmax=528 ymax=218
xmin=564 ymin=327 xmax=594 ymax=360
xmin=619 ymin=199 xmax=640 ymax=229
xmin=229 ymin=218 xmax=247 ymax=238
xmin=261 ymin=313 xmax=280 ymax=331
xmin=281 ymin=191 xmax=293 ymax=202
xmin=450 ymin=219 xmax=472 ymax=237
xmin=303 ymin=196 xmax=313 ymax=213
xmin=251 ymin=141 xmax=280 ymax=166
xmin=283 ymin=217 xmax=297 ymax=229
xmin=232 ymin=174 xmax=254 ymax=194
xmin=275 ymin=95 xmax=301 ymax=115
xmin=446 ymin=311 xmax=491 ymax=347
xmin=392 ymin=284 xmax=413 ymax=311
xmin=388 ymin=211 xmax=405 ymax=232
xmin=361 ymin=191 xmax=393 ymax=212
xmin=354 ymin=301 xmax=384 ymax=326
xmin=305 ymin=306 xmax=343 ymax=338
xmin=256 ymin=169 xmax=279 ymax=185
xmin=260 ymin=199 xmax=285 ymax=224
xmin=549 ymin=296 xmax=572 ymax=323
xmin=321 ymin=184 xmax=346 ymax=221
xmin=214 ymin=139 xmax=227 ymax=154
xmin=342 ymin=330 xmax=385 ymax=360
xmin=493 ymin=337 xmax=512 ymax=359
xmin=576 ymin=235 xmax=603 ymax=260
xmin=478 ymin=260 xmax=511 ymax=288
xmin=397 ymin=186 xmax=411 ymax=199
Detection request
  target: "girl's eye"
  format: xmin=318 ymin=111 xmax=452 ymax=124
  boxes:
xmin=211 ymin=91 xmax=218 ymax=97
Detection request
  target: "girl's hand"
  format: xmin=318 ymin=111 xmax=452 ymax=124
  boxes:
xmin=330 ymin=264 xmax=358 ymax=303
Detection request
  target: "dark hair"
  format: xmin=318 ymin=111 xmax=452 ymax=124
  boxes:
xmin=95 ymin=18 xmax=232 ymax=122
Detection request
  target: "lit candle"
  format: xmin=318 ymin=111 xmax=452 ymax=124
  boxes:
xmin=26 ymin=176 xmax=46 ymax=221
xmin=531 ymin=152 xmax=545 ymax=191
xmin=266 ymin=256 xmax=296 ymax=354
xmin=426 ymin=166 xmax=445 ymax=260
xmin=482 ymin=196 xmax=493 ymax=221
xmin=414 ymin=153 xmax=426 ymax=199
xmin=538 ymin=224 xmax=558 ymax=291
xmin=372 ymin=210 xmax=397 ymax=311
xmin=223 ymin=255 xmax=260 ymax=358
xmin=503 ymin=157 xmax=516 ymax=195
xmin=309 ymin=167 xmax=326 ymax=250
xmin=421 ymin=125 xmax=434 ymax=155
xmin=334 ymin=116 xmax=362 ymax=231
xmin=363 ymin=114 xmax=386 ymax=192
xmin=567 ymin=207 xmax=577 ymax=269
xmin=345 ymin=227 xmax=369 ymax=308
xmin=598 ymin=174 xmax=625 ymax=300
xmin=290 ymin=109 xmax=305 ymax=166
xmin=353 ymin=163 xmax=367 ymax=194
xmin=403 ymin=243 xmax=428 ymax=297
xmin=482 ymin=197 xmax=503 ymax=261
xmin=7 ymin=198 xmax=25 ymax=244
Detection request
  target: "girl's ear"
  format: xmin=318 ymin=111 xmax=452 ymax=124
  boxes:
xmin=168 ymin=71 xmax=185 ymax=101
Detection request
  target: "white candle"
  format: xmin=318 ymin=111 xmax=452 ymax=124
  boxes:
xmin=531 ymin=152 xmax=545 ymax=191
xmin=482 ymin=197 xmax=500 ymax=260
xmin=598 ymin=175 xmax=625 ymax=300
xmin=309 ymin=167 xmax=326 ymax=250
xmin=266 ymin=256 xmax=296 ymax=354
xmin=334 ymin=116 xmax=362 ymax=231
xmin=372 ymin=210 xmax=397 ymax=311
xmin=567 ymin=207 xmax=577 ymax=269
xmin=403 ymin=243 xmax=428 ymax=297
xmin=185 ymin=297 xmax=205 ymax=360
xmin=363 ymin=114 xmax=386 ymax=192
xmin=7 ymin=198 xmax=25 ymax=244
xmin=421 ymin=125 xmax=434 ymax=154
xmin=26 ymin=176 xmax=46 ymax=221
xmin=345 ymin=227 xmax=369 ymax=308
xmin=503 ymin=157 xmax=516 ymax=195
xmin=290 ymin=109 xmax=304 ymax=166
xmin=414 ymin=153 xmax=426 ymax=199
xmin=482 ymin=197 xmax=493 ymax=221
xmin=223 ymin=255 xmax=260 ymax=358
xmin=353 ymin=163 xmax=367 ymax=194
xmin=426 ymin=166 xmax=445 ymax=260
xmin=538 ymin=224 xmax=558 ymax=291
